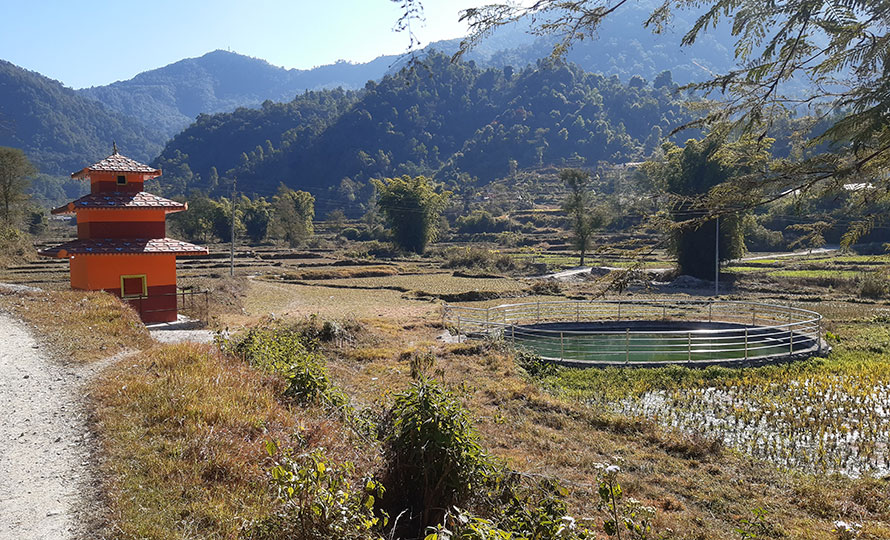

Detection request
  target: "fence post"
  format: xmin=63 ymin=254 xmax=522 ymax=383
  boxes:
xmin=817 ymin=317 xmax=822 ymax=354
xmin=560 ymin=331 xmax=565 ymax=361
xmin=625 ymin=328 xmax=630 ymax=364
xmin=663 ymin=304 xmax=667 ymax=320
xmin=511 ymin=324 xmax=515 ymax=347
xmin=708 ymin=302 xmax=712 ymax=323
xmin=576 ymin=301 xmax=580 ymax=322
xmin=537 ymin=301 xmax=541 ymax=322
xmin=744 ymin=328 xmax=749 ymax=359
xmin=457 ymin=316 xmax=462 ymax=344
xmin=687 ymin=332 xmax=692 ymax=362
xmin=752 ymin=305 xmax=756 ymax=325
xmin=789 ymin=327 xmax=794 ymax=356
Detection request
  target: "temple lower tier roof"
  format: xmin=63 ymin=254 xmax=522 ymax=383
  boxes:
xmin=39 ymin=238 xmax=208 ymax=258
xmin=52 ymin=192 xmax=186 ymax=214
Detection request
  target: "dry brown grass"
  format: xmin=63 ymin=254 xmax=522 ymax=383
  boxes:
xmin=90 ymin=342 xmax=370 ymax=539
xmin=0 ymin=288 xmax=150 ymax=363
xmin=242 ymin=278 xmax=440 ymax=322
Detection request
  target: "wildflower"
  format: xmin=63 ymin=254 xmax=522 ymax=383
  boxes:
xmin=833 ymin=520 xmax=862 ymax=540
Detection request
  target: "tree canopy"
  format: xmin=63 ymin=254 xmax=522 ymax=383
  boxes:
xmin=372 ymin=175 xmax=451 ymax=254
xmin=645 ymin=129 xmax=773 ymax=278
xmin=453 ymin=0 xmax=890 ymax=238
xmin=0 ymin=147 xmax=36 ymax=225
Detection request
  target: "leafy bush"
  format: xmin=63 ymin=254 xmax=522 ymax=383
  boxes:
xmin=443 ymin=246 xmax=518 ymax=273
xmin=340 ymin=227 xmax=360 ymax=240
xmin=596 ymin=465 xmax=657 ymax=539
xmin=455 ymin=210 xmax=516 ymax=234
xmin=346 ymin=240 xmax=400 ymax=259
xmin=249 ymin=446 xmax=385 ymax=540
xmin=515 ymin=350 xmax=561 ymax=379
xmin=381 ymin=377 xmax=500 ymax=535
xmin=858 ymin=271 xmax=888 ymax=299
xmin=220 ymin=320 xmax=375 ymax=436
xmin=744 ymin=218 xmax=785 ymax=251
xmin=221 ymin=322 xmax=337 ymax=405
xmin=0 ymin=225 xmax=32 ymax=267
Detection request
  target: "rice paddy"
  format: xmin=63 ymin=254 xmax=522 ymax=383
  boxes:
xmin=553 ymin=331 xmax=890 ymax=478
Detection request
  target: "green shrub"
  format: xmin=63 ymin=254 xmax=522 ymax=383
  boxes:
xmin=381 ymin=377 xmax=500 ymax=535
xmin=424 ymin=477 xmax=594 ymax=540
xmin=515 ymin=350 xmax=561 ymax=379
xmin=223 ymin=324 xmax=332 ymax=403
xmin=0 ymin=225 xmax=31 ymax=267
xmin=859 ymin=271 xmax=888 ymax=299
xmin=443 ymin=246 xmax=517 ymax=273
xmin=220 ymin=320 xmax=375 ymax=436
xmin=249 ymin=446 xmax=385 ymax=540
xmin=455 ymin=210 xmax=516 ymax=234
xmin=340 ymin=227 xmax=360 ymax=240
xmin=744 ymin=218 xmax=785 ymax=251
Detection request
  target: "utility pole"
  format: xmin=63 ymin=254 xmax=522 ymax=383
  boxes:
xmin=714 ymin=215 xmax=719 ymax=297
xmin=230 ymin=176 xmax=236 ymax=278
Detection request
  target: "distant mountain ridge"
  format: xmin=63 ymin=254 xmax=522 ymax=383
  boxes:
xmin=77 ymin=50 xmax=400 ymax=137
xmin=76 ymin=6 xmax=737 ymax=139
xmin=0 ymin=59 xmax=164 ymax=175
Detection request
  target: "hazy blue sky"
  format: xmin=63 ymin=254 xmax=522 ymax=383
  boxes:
xmin=1 ymin=0 xmax=479 ymax=89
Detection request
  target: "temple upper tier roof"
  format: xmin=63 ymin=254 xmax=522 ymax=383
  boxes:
xmin=71 ymin=149 xmax=160 ymax=179
xmin=39 ymin=238 xmax=208 ymax=258
xmin=51 ymin=192 xmax=186 ymax=214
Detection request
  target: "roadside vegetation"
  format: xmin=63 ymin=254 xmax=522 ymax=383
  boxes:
xmin=0 ymin=287 xmax=150 ymax=362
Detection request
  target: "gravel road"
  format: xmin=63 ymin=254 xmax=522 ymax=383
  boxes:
xmin=0 ymin=312 xmax=93 ymax=539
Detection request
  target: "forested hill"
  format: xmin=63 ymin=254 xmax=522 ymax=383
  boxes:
xmin=153 ymin=53 xmax=692 ymax=200
xmin=78 ymin=50 xmax=398 ymax=138
xmin=0 ymin=60 xmax=165 ymax=175
xmin=78 ymin=6 xmax=732 ymax=140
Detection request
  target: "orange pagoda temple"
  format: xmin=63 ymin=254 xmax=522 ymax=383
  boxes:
xmin=39 ymin=147 xmax=207 ymax=323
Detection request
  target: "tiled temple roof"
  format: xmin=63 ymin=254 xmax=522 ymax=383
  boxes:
xmin=39 ymin=238 xmax=208 ymax=258
xmin=51 ymin=192 xmax=186 ymax=214
xmin=71 ymin=150 xmax=160 ymax=178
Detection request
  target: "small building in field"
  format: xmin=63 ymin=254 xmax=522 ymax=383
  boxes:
xmin=39 ymin=147 xmax=207 ymax=323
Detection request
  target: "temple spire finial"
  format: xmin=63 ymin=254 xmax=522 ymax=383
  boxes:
xmin=112 ymin=141 xmax=118 ymax=154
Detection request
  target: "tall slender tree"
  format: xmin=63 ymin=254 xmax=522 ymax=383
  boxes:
xmin=560 ymin=168 xmax=604 ymax=266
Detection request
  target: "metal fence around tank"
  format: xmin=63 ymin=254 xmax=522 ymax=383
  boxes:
xmin=442 ymin=299 xmax=824 ymax=366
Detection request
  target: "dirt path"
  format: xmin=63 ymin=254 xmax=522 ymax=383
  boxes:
xmin=0 ymin=312 xmax=93 ymax=539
